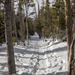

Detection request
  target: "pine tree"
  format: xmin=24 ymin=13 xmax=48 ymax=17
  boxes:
xmin=52 ymin=1 xmax=66 ymax=40
xmin=41 ymin=0 xmax=45 ymax=38
xmin=44 ymin=0 xmax=51 ymax=38
xmin=28 ymin=18 xmax=34 ymax=35
xmin=35 ymin=0 xmax=43 ymax=39
xmin=35 ymin=15 xmax=42 ymax=39
xmin=59 ymin=13 xmax=66 ymax=30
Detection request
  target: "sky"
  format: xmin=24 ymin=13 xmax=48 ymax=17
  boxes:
xmin=15 ymin=0 xmax=55 ymax=15
xmin=28 ymin=0 xmax=55 ymax=14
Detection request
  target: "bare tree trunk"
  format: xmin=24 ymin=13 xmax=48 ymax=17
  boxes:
xmin=73 ymin=0 xmax=75 ymax=39
xmin=4 ymin=0 xmax=16 ymax=74
xmin=19 ymin=0 xmax=25 ymax=44
xmin=22 ymin=15 xmax=25 ymax=36
xmin=42 ymin=0 xmax=45 ymax=39
xmin=12 ymin=0 xmax=18 ymax=43
xmin=39 ymin=33 xmax=41 ymax=39
xmin=72 ymin=0 xmax=75 ymax=74
xmin=37 ymin=0 xmax=40 ymax=16
xmin=64 ymin=0 xmax=72 ymax=75
xmin=13 ymin=11 xmax=18 ymax=40
xmin=64 ymin=0 xmax=72 ymax=58
xmin=26 ymin=5 xmax=29 ymax=45
xmin=22 ymin=6 xmax=25 ymax=42
xmin=33 ymin=5 xmax=37 ymax=32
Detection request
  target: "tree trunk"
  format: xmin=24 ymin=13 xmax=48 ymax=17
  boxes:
xmin=42 ymin=0 xmax=45 ymax=39
xmin=4 ymin=0 xmax=16 ymax=74
xmin=19 ymin=0 xmax=25 ymax=44
xmin=39 ymin=33 xmax=41 ymax=39
xmin=64 ymin=0 xmax=72 ymax=58
xmin=37 ymin=0 xmax=40 ymax=16
xmin=72 ymin=0 xmax=75 ymax=74
xmin=22 ymin=15 xmax=25 ymax=38
xmin=73 ymin=0 xmax=75 ymax=39
xmin=12 ymin=0 xmax=18 ymax=43
xmin=64 ymin=0 xmax=72 ymax=75
xmin=22 ymin=6 xmax=25 ymax=43
xmin=13 ymin=11 xmax=18 ymax=40
xmin=33 ymin=5 xmax=37 ymax=32
xmin=25 ymin=5 xmax=29 ymax=45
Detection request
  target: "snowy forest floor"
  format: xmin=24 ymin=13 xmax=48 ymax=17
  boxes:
xmin=0 ymin=33 xmax=67 ymax=75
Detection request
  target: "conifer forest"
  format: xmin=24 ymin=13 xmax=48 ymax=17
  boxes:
xmin=0 ymin=0 xmax=75 ymax=75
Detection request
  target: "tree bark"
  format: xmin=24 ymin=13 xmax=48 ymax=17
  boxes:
xmin=64 ymin=0 xmax=72 ymax=58
xmin=73 ymin=0 xmax=75 ymax=39
xmin=25 ymin=5 xmax=29 ymax=45
xmin=72 ymin=0 xmax=75 ymax=74
xmin=19 ymin=0 xmax=25 ymax=44
xmin=4 ymin=0 xmax=16 ymax=74
xmin=22 ymin=6 xmax=25 ymax=43
xmin=64 ymin=0 xmax=72 ymax=75
xmin=39 ymin=33 xmax=41 ymax=39
xmin=12 ymin=0 xmax=18 ymax=42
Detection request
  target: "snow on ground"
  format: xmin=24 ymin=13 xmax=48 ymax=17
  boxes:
xmin=0 ymin=33 xmax=67 ymax=75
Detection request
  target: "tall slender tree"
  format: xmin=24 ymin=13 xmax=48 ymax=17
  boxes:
xmin=25 ymin=4 xmax=29 ymax=45
xmin=12 ymin=0 xmax=18 ymax=44
xmin=41 ymin=0 xmax=45 ymax=38
xmin=23 ymin=0 xmax=35 ymax=45
xmin=64 ymin=0 xmax=72 ymax=58
xmin=22 ymin=5 xmax=25 ymax=40
xmin=64 ymin=0 xmax=72 ymax=75
xmin=4 ymin=0 xmax=16 ymax=74
xmin=19 ymin=0 xmax=25 ymax=45
xmin=33 ymin=4 xmax=37 ymax=32
xmin=44 ymin=0 xmax=51 ymax=37
xmin=37 ymin=0 xmax=42 ymax=38
xmin=71 ymin=0 xmax=75 ymax=75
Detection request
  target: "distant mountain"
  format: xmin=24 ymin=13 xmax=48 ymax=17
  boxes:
xmin=28 ymin=12 xmax=37 ymax=20
xmin=29 ymin=12 xmax=36 ymax=15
